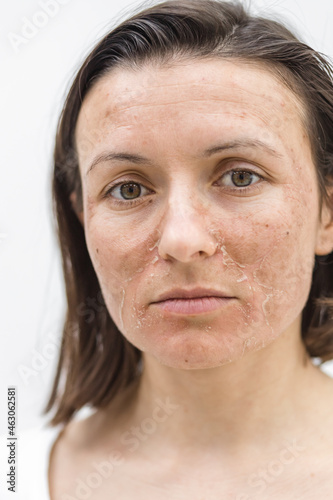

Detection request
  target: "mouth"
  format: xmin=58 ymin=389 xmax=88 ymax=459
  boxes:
xmin=151 ymin=296 xmax=235 ymax=315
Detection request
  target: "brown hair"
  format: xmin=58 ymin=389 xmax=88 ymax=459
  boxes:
xmin=44 ymin=0 xmax=333 ymax=426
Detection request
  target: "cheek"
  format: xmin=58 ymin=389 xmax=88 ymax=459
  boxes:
xmin=84 ymin=211 xmax=162 ymax=329
xmin=221 ymin=193 xmax=317 ymax=333
xmin=83 ymin=184 xmax=319 ymax=368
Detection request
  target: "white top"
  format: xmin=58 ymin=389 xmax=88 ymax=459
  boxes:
xmin=1 ymin=424 xmax=63 ymax=500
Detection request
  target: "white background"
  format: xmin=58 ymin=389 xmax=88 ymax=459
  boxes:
xmin=1 ymin=0 xmax=333 ymax=435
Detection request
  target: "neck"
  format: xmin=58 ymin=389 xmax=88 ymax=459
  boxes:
xmin=122 ymin=317 xmax=328 ymax=457
xmin=97 ymin=316 xmax=332 ymax=466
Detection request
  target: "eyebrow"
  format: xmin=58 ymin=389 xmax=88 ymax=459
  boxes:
xmin=86 ymin=139 xmax=282 ymax=176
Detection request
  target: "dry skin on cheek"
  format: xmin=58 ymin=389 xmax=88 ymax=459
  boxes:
xmin=81 ymin=146 xmax=319 ymax=368
xmin=84 ymin=182 xmax=317 ymax=369
xmin=78 ymin=62 xmax=322 ymax=369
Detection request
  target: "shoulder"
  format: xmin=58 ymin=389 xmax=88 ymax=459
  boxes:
xmin=48 ymin=409 xmax=125 ymax=499
xmin=0 ymin=424 xmax=63 ymax=500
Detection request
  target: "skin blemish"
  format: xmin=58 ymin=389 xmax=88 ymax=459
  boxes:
xmin=76 ymin=58 xmax=325 ymax=370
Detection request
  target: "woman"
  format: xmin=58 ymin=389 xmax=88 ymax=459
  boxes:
xmin=29 ymin=0 xmax=333 ymax=498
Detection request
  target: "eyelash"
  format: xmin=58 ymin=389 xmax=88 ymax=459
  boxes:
xmin=104 ymin=168 xmax=264 ymax=207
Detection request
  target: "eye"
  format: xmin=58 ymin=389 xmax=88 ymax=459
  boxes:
xmin=217 ymin=169 xmax=263 ymax=191
xmin=104 ymin=180 xmax=152 ymax=206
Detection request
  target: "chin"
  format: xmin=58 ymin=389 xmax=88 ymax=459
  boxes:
xmin=163 ymin=357 xmax=234 ymax=370
xmin=121 ymin=311 xmax=283 ymax=370
xmin=144 ymin=336 xmax=263 ymax=370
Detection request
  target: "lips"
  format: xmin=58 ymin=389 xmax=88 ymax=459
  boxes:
xmin=152 ymin=287 xmax=233 ymax=303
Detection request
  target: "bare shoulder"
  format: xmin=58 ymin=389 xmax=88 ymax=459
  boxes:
xmin=48 ymin=418 xmax=86 ymax=499
xmin=48 ymin=411 xmax=124 ymax=500
xmin=48 ymin=385 xmax=140 ymax=500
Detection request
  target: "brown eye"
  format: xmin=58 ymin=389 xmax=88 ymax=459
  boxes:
xmin=218 ymin=169 xmax=262 ymax=190
xmin=120 ymin=183 xmax=141 ymax=199
xmin=105 ymin=180 xmax=152 ymax=206
xmin=231 ymin=171 xmax=253 ymax=187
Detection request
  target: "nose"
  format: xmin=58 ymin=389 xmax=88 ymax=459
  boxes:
xmin=157 ymin=195 xmax=218 ymax=263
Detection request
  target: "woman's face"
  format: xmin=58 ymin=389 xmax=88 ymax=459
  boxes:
xmin=75 ymin=59 xmax=330 ymax=369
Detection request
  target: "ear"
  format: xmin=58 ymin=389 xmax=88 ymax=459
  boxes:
xmin=69 ymin=192 xmax=84 ymax=226
xmin=315 ymin=193 xmax=333 ymax=256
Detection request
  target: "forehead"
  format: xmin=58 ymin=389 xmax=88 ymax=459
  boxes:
xmin=75 ymin=59 xmax=308 ymax=167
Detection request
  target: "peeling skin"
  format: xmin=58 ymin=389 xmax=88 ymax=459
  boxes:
xmin=67 ymin=54 xmax=333 ymax=478
xmin=74 ymin=58 xmax=332 ymax=382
